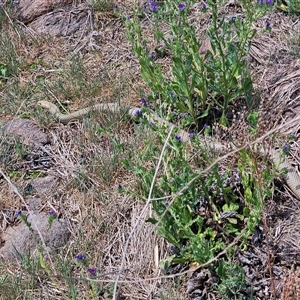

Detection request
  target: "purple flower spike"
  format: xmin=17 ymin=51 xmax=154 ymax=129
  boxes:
xmin=282 ymin=144 xmax=290 ymax=154
xmin=178 ymin=3 xmax=185 ymax=10
xmin=49 ymin=209 xmax=57 ymax=215
xmin=149 ymin=52 xmax=156 ymax=60
xmin=149 ymin=1 xmax=159 ymax=12
xmin=88 ymin=268 xmax=97 ymax=276
xmin=175 ymin=135 xmax=183 ymax=142
xmin=134 ymin=109 xmax=142 ymax=116
xmin=75 ymin=254 xmax=86 ymax=261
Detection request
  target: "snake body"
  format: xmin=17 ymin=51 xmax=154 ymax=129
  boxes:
xmin=37 ymin=100 xmax=300 ymax=199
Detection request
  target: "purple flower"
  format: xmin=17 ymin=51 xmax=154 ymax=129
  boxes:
xmin=126 ymin=15 xmax=130 ymax=20
xmin=203 ymin=123 xmax=208 ymax=129
xmin=149 ymin=52 xmax=156 ymax=60
xmin=150 ymin=121 xmax=155 ymax=126
xmin=118 ymin=184 xmax=123 ymax=190
xmin=141 ymin=97 xmax=153 ymax=109
xmin=88 ymin=268 xmax=97 ymax=276
xmin=257 ymin=0 xmax=263 ymax=4
xmin=266 ymin=0 xmax=273 ymax=5
xmin=282 ymin=144 xmax=290 ymax=153
xmin=201 ymin=1 xmax=207 ymax=9
xmin=175 ymin=135 xmax=183 ymax=142
xmin=114 ymin=4 xmax=119 ymax=9
xmin=75 ymin=254 xmax=86 ymax=261
xmin=134 ymin=109 xmax=142 ymax=116
xmin=16 ymin=210 xmax=22 ymax=218
xmin=149 ymin=1 xmax=159 ymax=12
xmin=98 ymin=121 xmax=103 ymax=127
xmin=189 ymin=133 xmax=194 ymax=138
xmin=266 ymin=21 xmax=271 ymax=29
xmin=178 ymin=3 xmax=185 ymax=10
xmin=49 ymin=209 xmax=57 ymax=215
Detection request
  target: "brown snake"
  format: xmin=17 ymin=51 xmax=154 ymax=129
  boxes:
xmin=37 ymin=100 xmax=300 ymax=199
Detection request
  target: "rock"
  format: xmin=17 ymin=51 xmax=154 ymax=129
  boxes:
xmin=30 ymin=175 xmax=57 ymax=195
xmin=15 ymin=0 xmax=73 ymax=24
xmin=2 ymin=118 xmax=50 ymax=147
xmin=0 ymin=211 xmax=70 ymax=260
xmin=29 ymin=8 xmax=89 ymax=37
xmin=26 ymin=197 xmax=42 ymax=210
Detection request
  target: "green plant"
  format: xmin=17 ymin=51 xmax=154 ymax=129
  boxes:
xmin=0 ymin=35 xmax=22 ymax=80
xmin=214 ymin=259 xmax=250 ymax=300
xmin=123 ymin=1 xmax=276 ymax=271
xmin=126 ymin=0 xmax=271 ymax=126
xmin=123 ymin=110 xmax=273 ymax=268
xmin=278 ymin=0 xmax=300 ymax=13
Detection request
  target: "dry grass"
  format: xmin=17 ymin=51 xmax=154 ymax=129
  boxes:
xmin=0 ymin=1 xmax=172 ymax=298
xmin=1 ymin=1 xmax=300 ymax=299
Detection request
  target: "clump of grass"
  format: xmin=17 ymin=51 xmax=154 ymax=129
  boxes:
xmin=86 ymin=0 xmax=115 ymax=12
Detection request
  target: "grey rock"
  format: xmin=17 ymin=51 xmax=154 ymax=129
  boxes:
xmin=15 ymin=0 xmax=73 ymax=24
xmin=2 ymin=118 xmax=50 ymax=147
xmin=0 ymin=211 xmax=70 ymax=260
xmin=30 ymin=175 xmax=57 ymax=195
xmin=29 ymin=8 xmax=89 ymax=37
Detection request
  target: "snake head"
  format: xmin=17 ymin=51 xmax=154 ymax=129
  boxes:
xmin=36 ymin=101 xmax=60 ymax=115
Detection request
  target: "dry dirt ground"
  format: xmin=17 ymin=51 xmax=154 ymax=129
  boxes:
xmin=1 ymin=0 xmax=300 ymax=299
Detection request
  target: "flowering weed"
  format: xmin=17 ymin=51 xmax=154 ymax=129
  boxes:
xmin=126 ymin=0 xmax=273 ymax=126
xmin=123 ymin=0 xmax=279 ymax=296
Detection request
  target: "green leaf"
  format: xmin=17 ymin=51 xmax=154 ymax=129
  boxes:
xmin=228 ymin=218 xmax=238 ymax=224
xmin=244 ymin=187 xmax=252 ymax=201
xmin=175 ymin=101 xmax=187 ymax=112
xmin=198 ymin=105 xmax=210 ymax=118
xmin=159 ymin=254 xmax=177 ymax=270
xmin=146 ymin=217 xmax=159 ymax=225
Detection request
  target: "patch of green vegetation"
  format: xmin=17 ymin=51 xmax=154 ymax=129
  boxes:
xmin=44 ymin=55 xmax=104 ymax=101
xmin=122 ymin=0 xmax=279 ymax=297
xmin=214 ymin=259 xmax=251 ymax=299
xmin=88 ymin=0 xmax=114 ymax=12
xmin=126 ymin=0 xmax=273 ymax=126
xmin=278 ymin=0 xmax=300 ymax=13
